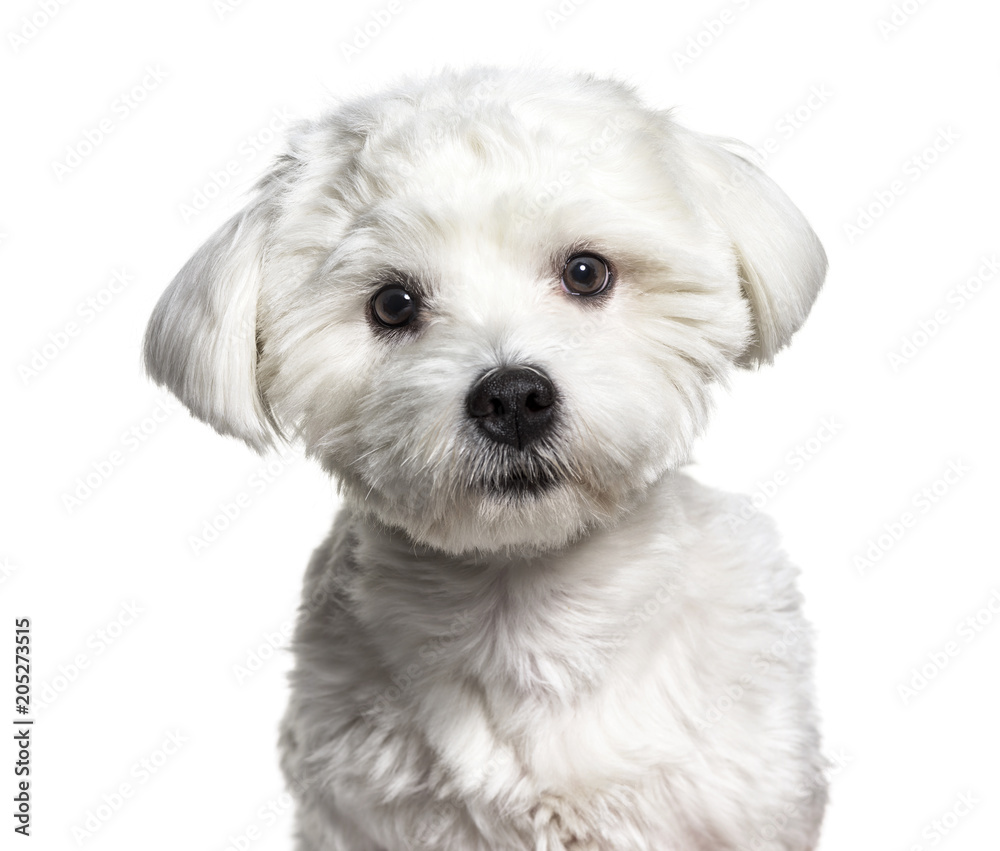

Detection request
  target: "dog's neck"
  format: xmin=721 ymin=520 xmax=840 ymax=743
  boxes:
xmin=342 ymin=475 xmax=689 ymax=707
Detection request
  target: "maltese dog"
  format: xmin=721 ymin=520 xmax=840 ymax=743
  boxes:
xmin=145 ymin=67 xmax=828 ymax=850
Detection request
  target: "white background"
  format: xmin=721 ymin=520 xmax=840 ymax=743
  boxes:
xmin=2 ymin=0 xmax=999 ymax=848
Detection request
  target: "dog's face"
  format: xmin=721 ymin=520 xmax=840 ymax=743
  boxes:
xmin=145 ymin=69 xmax=825 ymax=554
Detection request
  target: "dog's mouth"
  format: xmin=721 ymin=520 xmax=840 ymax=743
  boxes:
xmin=475 ymin=456 xmax=562 ymax=498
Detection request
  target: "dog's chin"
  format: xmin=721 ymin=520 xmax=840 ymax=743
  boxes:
xmin=419 ymin=491 xmax=590 ymax=556
xmin=342 ymin=469 xmax=616 ymax=557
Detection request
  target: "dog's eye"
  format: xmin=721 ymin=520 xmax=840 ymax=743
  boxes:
xmin=561 ymin=254 xmax=611 ymax=297
xmin=371 ymin=285 xmax=418 ymax=328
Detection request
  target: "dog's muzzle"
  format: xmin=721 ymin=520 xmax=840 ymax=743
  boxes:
xmin=466 ymin=365 xmax=556 ymax=450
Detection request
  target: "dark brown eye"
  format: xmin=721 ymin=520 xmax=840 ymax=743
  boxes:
xmin=561 ymin=253 xmax=611 ymax=296
xmin=371 ymin=285 xmax=418 ymax=328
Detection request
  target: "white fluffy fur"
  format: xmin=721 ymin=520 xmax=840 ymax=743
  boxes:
xmin=145 ymin=68 xmax=828 ymax=850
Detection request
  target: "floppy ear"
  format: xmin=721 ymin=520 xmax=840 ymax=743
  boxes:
xmin=144 ymin=205 xmax=275 ymax=451
xmin=674 ymin=127 xmax=827 ymax=366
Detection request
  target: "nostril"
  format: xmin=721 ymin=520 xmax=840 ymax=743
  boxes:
xmin=524 ymin=392 xmax=548 ymax=414
xmin=468 ymin=392 xmax=503 ymax=419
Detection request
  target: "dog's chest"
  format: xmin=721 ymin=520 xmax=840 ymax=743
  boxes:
xmin=347 ymin=565 xmax=712 ymax=847
xmin=351 ymin=640 xmax=715 ymax=851
xmin=292 ymin=493 xmax=817 ymax=849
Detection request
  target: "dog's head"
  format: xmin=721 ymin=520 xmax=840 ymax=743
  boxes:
xmin=145 ymin=68 xmax=825 ymax=554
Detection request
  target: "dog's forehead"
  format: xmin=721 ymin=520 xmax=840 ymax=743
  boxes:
xmin=336 ymin=76 xmax=656 ymax=215
xmin=289 ymin=76 xmax=710 ymax=313
xmin=326 ymin=92 xmax=668 ymax=273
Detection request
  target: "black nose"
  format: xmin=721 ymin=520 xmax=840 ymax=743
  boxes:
xmin=466 ymin=366 xmax=557 ymax=449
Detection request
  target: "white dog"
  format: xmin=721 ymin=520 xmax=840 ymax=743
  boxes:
xmin=145 ymin=68 xmax=828 ymax=850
